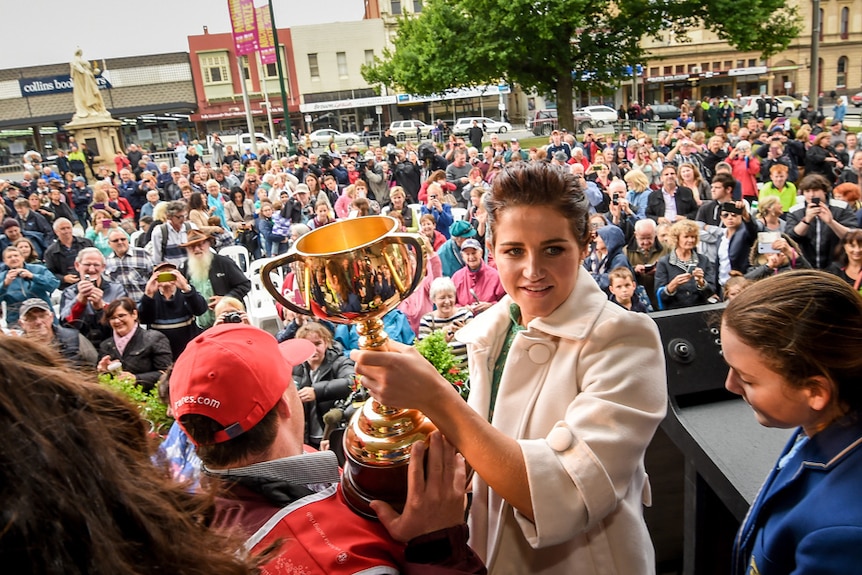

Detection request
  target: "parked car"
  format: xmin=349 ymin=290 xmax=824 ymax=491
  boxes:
xmin=528 ymin=109 xmax=558 ymax=135
xmin=208 ymin=132 xmax=273 ymax=153
xmin=528 ymin=109 xmax=593 ymax=135
xmin=740 ymin=95 xmax=796 ymax=117
xmin=852 ymin=92 xmax=862 ymax=107
xmin=307 ymin=129 xmax=362 ymax=149
xmin=574 ymin=105 xmax=618 ymax=127
xmin=389 ymin=120 xmax=432 ymax=141
xmin=451 ymin=116 xmax=513 ymax=136
xmin=646 ymin=104 xmax=681 ymax=121
xmin=776 ymin=95 xmax=803 ymax=112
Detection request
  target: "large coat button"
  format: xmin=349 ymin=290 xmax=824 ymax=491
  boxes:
xmin=528 ymin=344 xmax=551 ymax=364
xmin=547 ymin=426 xmax=574 ymax=452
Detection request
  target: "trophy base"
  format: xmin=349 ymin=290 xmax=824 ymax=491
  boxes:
xmin=340 ymin=400 xmax=437 ymax=519
xmin=341 ymin=455 xmax=409 ymax=520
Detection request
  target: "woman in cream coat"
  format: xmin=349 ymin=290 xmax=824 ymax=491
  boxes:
xmin=352 ymin=162 xmax=667 ymax=574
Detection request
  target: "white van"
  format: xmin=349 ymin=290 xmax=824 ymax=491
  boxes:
xmin=207 ymin=133 xmax=273 ymax=154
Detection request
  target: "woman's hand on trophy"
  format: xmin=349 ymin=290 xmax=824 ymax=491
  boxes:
xmin=350 ymin=341 xmax=454 ymax=413
xmin=370 ymin=431 xmax=467 ymax=543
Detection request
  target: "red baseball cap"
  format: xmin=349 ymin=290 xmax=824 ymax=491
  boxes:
xmin=170 ymin=324 xmax=314 ymax=445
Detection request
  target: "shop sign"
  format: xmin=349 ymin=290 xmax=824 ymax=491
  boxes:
xmin=728 ymin=66 xmax=767 ymax=77
xmin=646 ymin=74 xmax=689 ymax=84
xmin=19 ymin=74 xmax=111 ymax=96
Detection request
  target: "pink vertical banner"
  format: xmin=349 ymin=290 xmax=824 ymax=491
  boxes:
xmin=228 ymin=0 xmax=258 ymax=56
xmin=255 ymin=4 xmax=276 ymax=65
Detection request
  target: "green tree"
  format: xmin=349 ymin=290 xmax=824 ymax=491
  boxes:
xmin=363 ymin=0 xmax=800 ymax=132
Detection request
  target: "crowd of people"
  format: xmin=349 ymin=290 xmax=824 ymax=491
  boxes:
xmin=1 ymin=109 xmax=861 ymax=573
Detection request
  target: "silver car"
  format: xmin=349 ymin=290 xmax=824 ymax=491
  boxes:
xmin=308 ymin=129 xmax=362 ymax=149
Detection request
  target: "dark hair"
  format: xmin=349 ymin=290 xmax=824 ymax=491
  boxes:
xmin=351 ymin=197 xmax=370 ymax=217
xmin=188 ymin=191 xmax=206 ymax=212
xmin=230 ymin=187 xmax=245 ymax=204
xmin=485 ymin=162 xmax=589 ymax=248
xmin=103 ymin=297 xmax=137 ymax=324
xmin=723 ymin=270 xmax=862 ymax=413
xmin=0 ymin=336 xmax=254 ymax=574
xmin=180 ymin=408 xmax=279 ymax=468
xmin=832 ymin=228 xmax=862 ymax=267
xmin=711 ymin=172 xmax=735 ymax=191
xmin=798 ymin=173 xmax=832 ymax=196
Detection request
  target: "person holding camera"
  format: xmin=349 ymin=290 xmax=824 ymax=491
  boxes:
xmin=60 ymin=247 xmax=127 ymax=347
xmin=363 ymin=157 xmax=391 ymax=207
xmin=655 ymin=219 xmax=716 ymax=309
xmin=138 ymin=262 xmax=208 ymax=360
xmin=420 ymin=183 xmax=455 ymax=239
xmin=213 ymin=296 xmax=251 ymax=326
xmin=786 ymin=174 xmax=858 ymax=269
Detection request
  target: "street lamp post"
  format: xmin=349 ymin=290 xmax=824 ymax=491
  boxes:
xmin=809 ymin=0 xmax=821 ymax=110
xmin=268 ymin=0 xmax=293 ymax=152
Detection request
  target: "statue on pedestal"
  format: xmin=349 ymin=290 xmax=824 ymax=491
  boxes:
xmin=70 ymin=48 xmax=108 ymax=119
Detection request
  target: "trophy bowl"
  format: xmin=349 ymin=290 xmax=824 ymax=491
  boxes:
xmin=260 ymin=215 xmax=436 ymax=518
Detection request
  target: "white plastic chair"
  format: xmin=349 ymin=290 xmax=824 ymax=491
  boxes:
xmin=450 ymin=207 xmax=468 ymax=222
xmin=244 ymin=257 xmax=284 ymax=334
xmin=218 ymin=244 xmax=252 ymax=276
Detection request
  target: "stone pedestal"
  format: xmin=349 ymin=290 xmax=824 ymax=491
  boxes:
xmin=63 ymin=114 xmax=123 ymax=169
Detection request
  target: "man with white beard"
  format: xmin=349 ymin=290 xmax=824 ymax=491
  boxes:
xmin=179 ymin=229 xmax=250 ymax=329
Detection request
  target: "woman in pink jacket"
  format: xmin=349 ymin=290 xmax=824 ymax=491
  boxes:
xmin=728 ymin=140 xmax=761 ymax=203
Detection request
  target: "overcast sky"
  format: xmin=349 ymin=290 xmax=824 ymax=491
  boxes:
xmin=2 ymin=0 xmax=364 ymax=69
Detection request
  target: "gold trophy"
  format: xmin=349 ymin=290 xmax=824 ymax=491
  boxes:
xmin=260 ymin=215 xmax=436 ymax=518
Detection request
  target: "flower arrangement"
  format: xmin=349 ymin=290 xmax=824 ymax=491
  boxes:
xmin=98 ymin=373 xmax=173 ymax=437
xmin=414 ymin=330 xmax=470 ymax=400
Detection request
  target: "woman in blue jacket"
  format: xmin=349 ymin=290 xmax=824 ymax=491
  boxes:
xmin=0 ymin=246 xmax=59 ymax=325
xmin=722 ymin=270 xmax=862 ymax=574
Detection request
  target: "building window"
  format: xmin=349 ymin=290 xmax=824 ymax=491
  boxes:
xmin=241 ymin=56 xmax=251 ymax=81
xmin=337 ymin=52 xmax=348 ymax=78
xmin=841 ymin=7 xmax=849 ymax=39
xmin=365 ymin=50 xmax=375 ymax=66
xmin=837 ymin=56 xmax=848 ymax=88
xmin=736 ymin=59 xmax=744 ymax=68
xmin=663 ymin=66 xmax=672 ymax=75
xmin=701 ymin=63 xmax=710 ymax=71
xmin=391 ymin=0 xmax=401 ymax=14
xmin=413 ymin=0 xmax=422 ymax=12
xmin=820 ymin=8 xmax=826 ymax=42
xmin=713 ymin=61 xmax=721 ymax=71
xmin=264 ymin=47 xmax=286 ymax=79
xmin=200 ymin=52 xmax=230 ymax=84
xmin=748 ymin=58 xmax=757 ymax=67
xmin=649 ymin=67 xmax=659 ymax=76
xmin=675 ymin=64 xmax=684 ymax=73
xmin=308 ymin=53 xmax=319 ymax=80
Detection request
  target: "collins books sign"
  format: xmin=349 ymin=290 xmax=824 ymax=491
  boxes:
xmin=19 ymin=74 xmax=112 ymax=96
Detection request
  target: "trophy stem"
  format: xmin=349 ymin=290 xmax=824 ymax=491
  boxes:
xmin=356 ymin=318 xmax=389 ymax=350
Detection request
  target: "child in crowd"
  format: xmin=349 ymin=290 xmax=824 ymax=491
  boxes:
xmin=722 ymin=275 xmax=751 ymax=301
xmin=608 ymin=267 xmax=652 ymax=312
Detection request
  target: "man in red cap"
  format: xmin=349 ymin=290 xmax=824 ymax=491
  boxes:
xmin=170 ymin=324 xmax=485 ymax=574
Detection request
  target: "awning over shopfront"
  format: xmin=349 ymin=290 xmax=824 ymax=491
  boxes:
xmin=0 ymin=102 xmax=196 ymax=131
